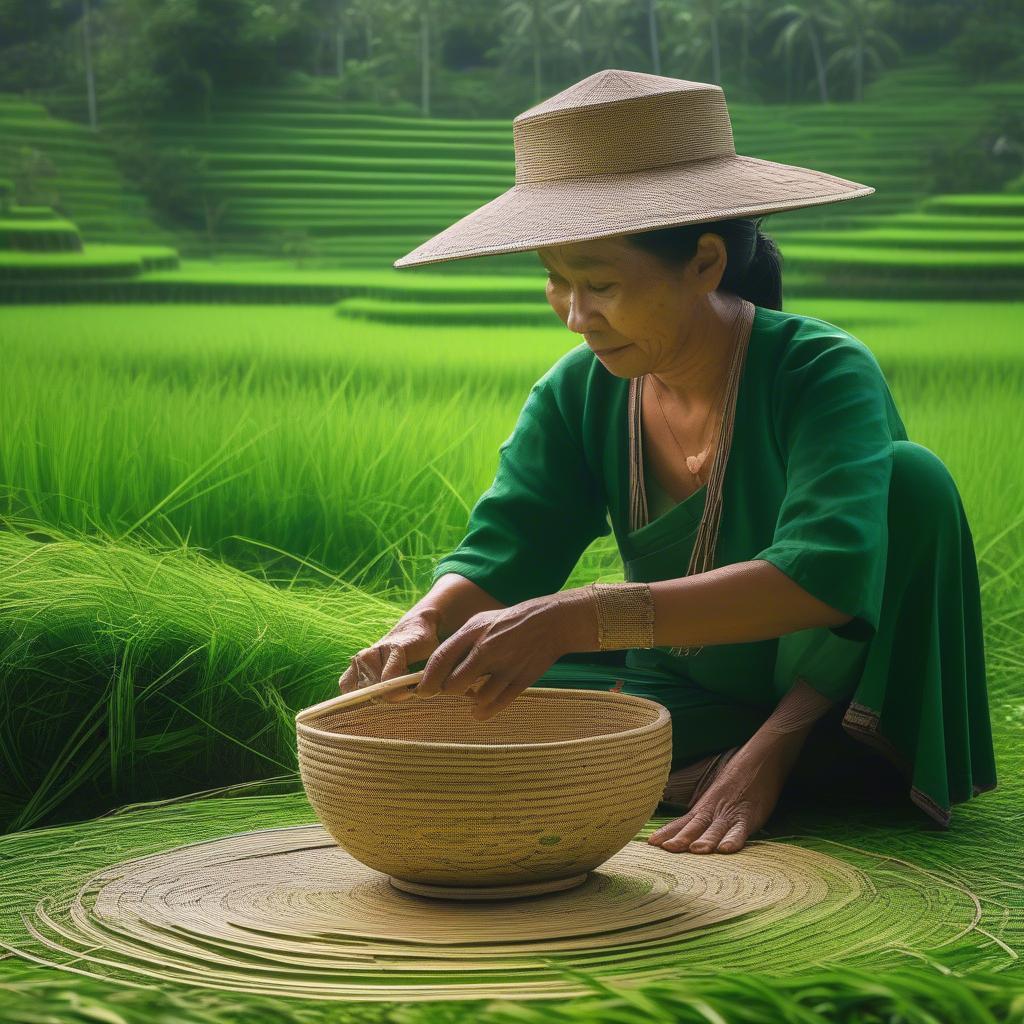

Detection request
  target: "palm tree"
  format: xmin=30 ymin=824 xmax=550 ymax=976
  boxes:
xmin=822 ymin=0 xmax=902 ymax=101
xmin=763 ymin=0 xmax=843 ymax=103
xmin=700 ymin=0 xmax=726 ymax=86
xmin=82 ymin=0 xmax=98 ymax=131
xmin=725 ymin=0 xmax=760 ymax=98
xmin=666 ymin=0 xmax=727 ymax=86
xmin=419 ymin=0 xmax=431 ymax=117
xmin=335 ymin=0 xmax=351 ymax=77
xmin=502 ymin=0 xmax=575 ymax=104
xmin=551 ymin=0 xmax=595 ymax=79
xmin=647 ymin=0 xmax=661 ymax=75
xmin=396 ymin=0 xmax=438 ymax=116
xmin=580 ymin=0 xmax=647 ymax=72
xmin=353 ymin=0 xmax=391 ymax=102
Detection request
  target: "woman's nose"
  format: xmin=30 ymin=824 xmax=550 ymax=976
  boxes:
xmin=565 ymin=289 xmax=597 ymax=333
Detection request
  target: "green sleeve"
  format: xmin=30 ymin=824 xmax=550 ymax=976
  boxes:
xmin=751 ymin=333 xmax=895 ymax=643
xmin=429 ymin=373 xmax=611 ymax=606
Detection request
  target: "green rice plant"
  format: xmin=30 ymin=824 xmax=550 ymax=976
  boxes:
xmin=60 ymin=49 xmax=1020 ymax=261
xmin=0 ymin=519 xmax=402 ymax=832
xmin=0 ymin=301 xmax=1020 ymax=593
xmin=0 ymin=959 xmax=1021 ymax=1022
xmin=334 ymin=298 xmax=556 ymax=326
xmin=0 ymin=96 xmax=179 ymax=249
xmin=0 ymin=243 xmax=178 ymax=280
xmin=0 ymin=214 xmax=82 ymax=252
xmin=0 ymin=299 xmax=1022 ymax=839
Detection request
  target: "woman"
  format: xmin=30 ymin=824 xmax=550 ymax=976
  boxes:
xmin=338 ymin=70 xmax=997 ymax=855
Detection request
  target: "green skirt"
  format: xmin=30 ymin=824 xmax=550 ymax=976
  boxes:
xmin=535 ymin=441 xmax=998 ymax=828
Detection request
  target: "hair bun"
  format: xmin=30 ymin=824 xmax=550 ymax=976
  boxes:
xmin=752 ymin=226 xmax=779 ymax=266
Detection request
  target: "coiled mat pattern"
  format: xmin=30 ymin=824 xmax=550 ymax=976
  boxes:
xmin=0 ymin=787 xmax=1008 ymax=1003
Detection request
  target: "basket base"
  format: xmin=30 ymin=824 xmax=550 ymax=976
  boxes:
xmin=388 ymin=872 xmax=591 ymax=901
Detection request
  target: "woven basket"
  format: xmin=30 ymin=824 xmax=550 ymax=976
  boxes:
xmin=296 ymin=687 xmax=672 ymax=899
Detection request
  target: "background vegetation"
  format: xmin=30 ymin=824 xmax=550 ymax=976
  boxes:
xmin=0 ymin=1 xmax=1022 ymax=1020
xmin=2 ymin=0 xmax=1023 ymax=123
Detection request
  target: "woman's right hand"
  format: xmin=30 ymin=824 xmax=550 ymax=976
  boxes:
xmin=338 ymin=611 xmax=442 ymax=703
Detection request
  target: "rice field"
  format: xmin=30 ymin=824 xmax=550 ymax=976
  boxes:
xmin=4 ymin=48 xmax=1023 ymax=308
xmin=95 ymin=51 xmax=1023 ymax=254
xmin=2 ymin=39 xmax=1024 ymax=1023
xmin=0 ymin=296 xmax=1022 ymax=1019
xmin=1 ymin=298 xmax=1023 ymax=832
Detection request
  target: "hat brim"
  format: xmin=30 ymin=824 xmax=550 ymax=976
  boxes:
xmin=393 ymin=154 xmax=873 ymax=269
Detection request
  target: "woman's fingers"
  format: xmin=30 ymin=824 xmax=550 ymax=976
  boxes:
xmin=649 ymin=808 xmax=744 ymax=854
xmin=339 ymin=647 xmax=378 ymax=693
xmin=446 ymin=662 xmax=492 ymax=697
xmin=471 ymin=676 xmax=529 ymax=721
xmin=687 ymin=815 xmax=736 ymax=853
xmin=416 ymin=636 xmax=483 ymax=698
xmin=715 ymin=821 xmax=749 ymax=853
xmin=659 ymin=812 xmax=713 ymax=851
xmin=381 ymin=646 xmax=406 ymax=679
xmin=648 ymin=812 xmax=694 ymax=843
xmin=377 ymin=647 xmax=416 ymax=703
xmin=471 ymin=671 xmax=512 ymax=708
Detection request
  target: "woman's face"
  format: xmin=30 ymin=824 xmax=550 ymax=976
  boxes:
xmin=537 ymin=232 xmax=728 ymax=378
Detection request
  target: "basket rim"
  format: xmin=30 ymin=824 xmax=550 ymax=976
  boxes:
xmin=295 ymin=686 xmax=671 ymax=754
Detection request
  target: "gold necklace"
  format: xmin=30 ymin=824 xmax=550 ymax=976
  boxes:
xmin=648 ymin=348 xmax=732 ymax=479
xmin=629 ymin=296 xmax=754 ymax=657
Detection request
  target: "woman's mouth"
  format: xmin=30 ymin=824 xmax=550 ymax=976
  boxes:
xmin=596 ymin=343 xmax=631 ymax=356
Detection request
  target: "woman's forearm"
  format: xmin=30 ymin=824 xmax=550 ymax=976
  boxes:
xmin=419 ymin=559 xmax=853 ymax=656
xmin=646 ymin=559 xmax=854 ymax=647
xmin=410 ymin=572 xmax=509 ymax=642
xmin=558 ymin=559 xmax=855 ymax=654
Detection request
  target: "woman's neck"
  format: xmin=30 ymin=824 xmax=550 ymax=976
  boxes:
xmin=649 ymin=291 xmax=745 ymax=414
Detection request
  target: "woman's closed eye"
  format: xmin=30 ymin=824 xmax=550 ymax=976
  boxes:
xmin=546 ymin=273 xmax=612 ymax=293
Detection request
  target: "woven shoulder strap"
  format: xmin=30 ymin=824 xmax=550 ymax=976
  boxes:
xmin=627 ymin=297 xmax=755 ymax=656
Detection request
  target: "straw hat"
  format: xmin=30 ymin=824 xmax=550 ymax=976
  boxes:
xmin=393 ymin=69 xmax=873 ymax=270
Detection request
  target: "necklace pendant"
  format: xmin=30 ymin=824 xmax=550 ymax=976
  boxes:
xmin=686 ymin=452 xmax=707 ymax=475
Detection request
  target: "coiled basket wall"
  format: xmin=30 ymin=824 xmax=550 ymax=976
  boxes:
xmin=296 ymin=686 xmax=673 ymax=899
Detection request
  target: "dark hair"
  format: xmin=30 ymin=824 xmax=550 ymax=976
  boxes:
xmin=623 ymin=216 xmax=784 ymax=311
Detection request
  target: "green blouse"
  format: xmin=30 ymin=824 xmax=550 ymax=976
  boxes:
xmin=428 ymin=305 xmax=999 ymax=826
xmin=425 ymin=301 xmax=999 ymax=823
xmin=431 ymin=303 xmax=907 ymax=654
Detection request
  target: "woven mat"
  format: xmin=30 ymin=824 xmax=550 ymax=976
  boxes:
xmin=14 ymin=823 xmax=982 ymax=1001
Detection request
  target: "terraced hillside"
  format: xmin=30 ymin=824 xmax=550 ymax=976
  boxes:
xmin=0 ymin=180 xmax=179 ymax=292
xmin=2 ymin=51 xmax=1020 ymax=309
xmin=96 ymin=51 xmax=1022 ymax=269
xmin=0 ymin=94 xmax=184 ymax=250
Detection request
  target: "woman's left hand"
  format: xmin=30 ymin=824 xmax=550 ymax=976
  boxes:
xmin=648 ymin=727 xmax=808 ymax=854
xmin=412 ymin=590 xmax=595 ymax=720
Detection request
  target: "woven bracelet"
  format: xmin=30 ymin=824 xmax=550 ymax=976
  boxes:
xmin=589 ymin=582 xmax=656 ymax=650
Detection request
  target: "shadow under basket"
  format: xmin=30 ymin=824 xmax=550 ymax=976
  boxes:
xmin=295 ymin=687 xmax=673 ymax=900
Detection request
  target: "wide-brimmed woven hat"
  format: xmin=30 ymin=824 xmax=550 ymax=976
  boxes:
xmin=393 ymin=69 xmax=874 ymax=270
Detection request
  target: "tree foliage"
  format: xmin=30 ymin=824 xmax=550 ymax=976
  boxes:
xmin=1 ymin=0 xmax=1021 ymax=121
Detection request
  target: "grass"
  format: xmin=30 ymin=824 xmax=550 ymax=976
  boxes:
xmin=1 ymin=44 xmax=1022 ymax=1017
xmin=0 ymin=296 xmax=1020 ymax=1016
xmin=0 ymin=958 xmax=1021 ymax=1021
xmin=0 ymin=297 xmax=1021 ymax=843
xmin=1 ymin=300 xmax=1021 ymax=598
xmin=0 ymin=521 xmax=402 ymax=831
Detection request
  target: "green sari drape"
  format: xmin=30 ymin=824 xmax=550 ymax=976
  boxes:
xmin=430 ymin=305 xmax=997 ymax=827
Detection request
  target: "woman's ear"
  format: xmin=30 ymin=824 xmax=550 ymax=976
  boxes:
xmin=690 ymin=233 xmax=728 ymax=293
